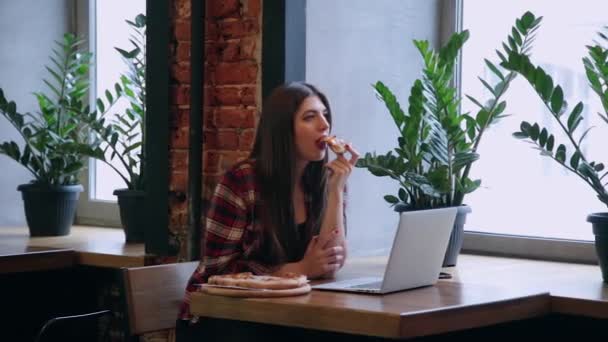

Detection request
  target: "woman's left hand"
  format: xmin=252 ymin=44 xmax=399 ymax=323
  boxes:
xmin=319 ymin=231 xmax=348 ymax=278
xmin=326 ymin=144 xmax=360 ymax=192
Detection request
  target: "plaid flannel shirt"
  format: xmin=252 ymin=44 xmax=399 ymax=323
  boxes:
xmin=179 ymin=160 xmax=280 ymax=320
xmin=179 ymin=159 xmax=346 ymax=320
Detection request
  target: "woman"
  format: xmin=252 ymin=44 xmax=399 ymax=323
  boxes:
xmin=177 ymin=82 xmax=358 ymax=340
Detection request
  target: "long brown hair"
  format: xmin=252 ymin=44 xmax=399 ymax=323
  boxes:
xmin=250 ymin=82 xmax=331 ymax=263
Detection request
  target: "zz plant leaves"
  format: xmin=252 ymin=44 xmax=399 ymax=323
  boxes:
xmin=356 ymin=12 xmax=541 ymax=210
xmin=0 ymin=33 xmax=114 ymax=185
xmin=80 ymin=14 xmax=147 ymax=190
xmin=507 ymin=23 xmax=608 ymax=206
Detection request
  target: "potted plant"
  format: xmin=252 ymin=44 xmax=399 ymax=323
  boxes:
xmin=356 ymin=12 xmax=542 ymax=266
xmin=504 ymin=23 xmax=608 ymax=281
xmin=80 ymin=14 xmax=147 ymax=243
xmin=0 ymin=33 xmax=111 ymax=236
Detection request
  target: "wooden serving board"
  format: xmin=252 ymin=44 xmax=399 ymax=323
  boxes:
xmin=200 ymin=284 xmax=311 ymax=298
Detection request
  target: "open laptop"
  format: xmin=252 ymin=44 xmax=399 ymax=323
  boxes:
xmin=312 ymin=207 xmax=457 ymax=294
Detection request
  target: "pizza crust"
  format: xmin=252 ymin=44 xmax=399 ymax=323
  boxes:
xmin=201 ymin=284 xmax=312 ymax=298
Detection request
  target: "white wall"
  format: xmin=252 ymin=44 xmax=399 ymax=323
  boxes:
xmin=306 ymin=0 xmax=441 ymax=256
xmin=0 ymin=0 xmax=71 ymax=226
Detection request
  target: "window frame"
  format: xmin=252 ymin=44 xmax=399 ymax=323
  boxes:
xmin=73 ymin=0 xmax=171 ymax=255
xmin=453 ymin=0 xmax=597 ymax=264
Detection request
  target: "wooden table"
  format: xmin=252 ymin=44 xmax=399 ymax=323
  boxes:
xmin=0 ymin=244 xmax=75 ymax=274
xmin=449 ymin=254 xmax=608 ymax=319
xmin=0 ymin=226 xmax=148 ymax=268
xmin=192 ymin=254 xmax=608 ymax=339
xmin=0 ymin=226 xmax=150 ymax=341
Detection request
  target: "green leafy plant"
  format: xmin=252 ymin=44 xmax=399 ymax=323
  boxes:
xmin=0 ymin=33 xmax=110 ymax=185
xmin=356 ymin=12 xmax=542 ymax=210
xmin=506 ymin=24 xmax=608 ymax=206
xmin=80 ymin=14 xmax=146 ymax=190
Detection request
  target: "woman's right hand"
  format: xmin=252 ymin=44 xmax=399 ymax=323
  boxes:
xmin=326 ymin=144 xmax=360 ymax=193
xmin=298 ymin=235 xmax=344 ymax=279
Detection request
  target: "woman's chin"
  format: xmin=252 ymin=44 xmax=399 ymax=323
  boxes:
xmin=309 ymin=151 xmax=326 ymax=161
xmin=297 ymin=149 xmax=326 ymax=162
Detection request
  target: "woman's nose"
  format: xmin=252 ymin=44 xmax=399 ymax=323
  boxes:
xmin=318 ymin=115 xmax=330 ymax=130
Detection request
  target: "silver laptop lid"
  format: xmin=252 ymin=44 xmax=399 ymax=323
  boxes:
xmin=380 ymin=207 xmax=457 ymax=293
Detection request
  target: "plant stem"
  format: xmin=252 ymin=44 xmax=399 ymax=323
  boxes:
xmin=542 ymin=99 xmax=589 ymax=165
xmin=56 ymin=43 xmax=72 ymax=136
xmin=533 ymin=141 xmax=597 ymax=191
xmin=454 ymin=29 xmax=537 ymax=206
xmin=1 ymin=116 xmax=48 ymax=179
xmin=454 ymin=73 xmax=516 ymax=205
xmin=99 ymin=135 xmax=134 ymax=185
xmin=100 ymin=158 xmax=132 ymax=188
xmin=85 ymin=112 xmax=135 ymax=184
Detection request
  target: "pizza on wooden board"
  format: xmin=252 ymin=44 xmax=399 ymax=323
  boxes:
xmin=207 ymin=272 xmax=308 ymax=290
xmin=201 ymin=272 xmax=311 ymax=297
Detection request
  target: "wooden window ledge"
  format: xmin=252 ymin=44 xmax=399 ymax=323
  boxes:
xmin=0 ymin=226 xmax=149 ymax=269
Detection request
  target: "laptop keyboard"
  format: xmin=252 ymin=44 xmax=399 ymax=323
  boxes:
xmin=348 ymin=281 xmax=382 ymax=290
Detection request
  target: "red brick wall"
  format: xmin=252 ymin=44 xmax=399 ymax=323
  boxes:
xmin=203 ymin=0 xmax=261 ymax=202
xmin=168 ymin=0 xmax=263 ymax=261
xmin=169 ymin=0 xmax=192 ymax=260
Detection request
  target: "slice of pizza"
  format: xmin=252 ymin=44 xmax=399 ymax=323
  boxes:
xmin=321 ymin=135 xmax=347 ymax=154
xmin=207 ymin=272 xmax=308 ymax=290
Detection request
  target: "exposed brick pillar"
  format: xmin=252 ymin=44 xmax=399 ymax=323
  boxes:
xmin=167 ymin=0 xmax=263 ymax=262
xmin=203 ymin=0 xmax=262 ymax=201
xmin=168 ymin=0 xmax=192 ymax=260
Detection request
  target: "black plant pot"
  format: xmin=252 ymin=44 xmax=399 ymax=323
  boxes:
xmin=442 ymin=205 xmax=472 ymax=267
xmin=113 ymin=189 xmax=146 ymax=243
xmin=587 ymin=212 xmax=608 ymax=283
xmin=394 ymin=204 xmax=471 ymax=267
xmin=17 ymin=183 xmax=83 ymax=237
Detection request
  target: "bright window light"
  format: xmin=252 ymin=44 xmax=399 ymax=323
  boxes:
xmin=93 ymin=0 xmax=145 ymax=201
xmin=462 ymin=0 xmax=608 ymax=240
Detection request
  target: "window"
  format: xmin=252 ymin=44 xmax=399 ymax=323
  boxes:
xmin=461 ymin=0 xmax=607 ymax=240
xmin=459 ymin=0 xmax=608 ymax=261
xmin=76 ymin=0 xmax=146 ymax=226
xmin=302 ymin=0 xmax=605 ymax=262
